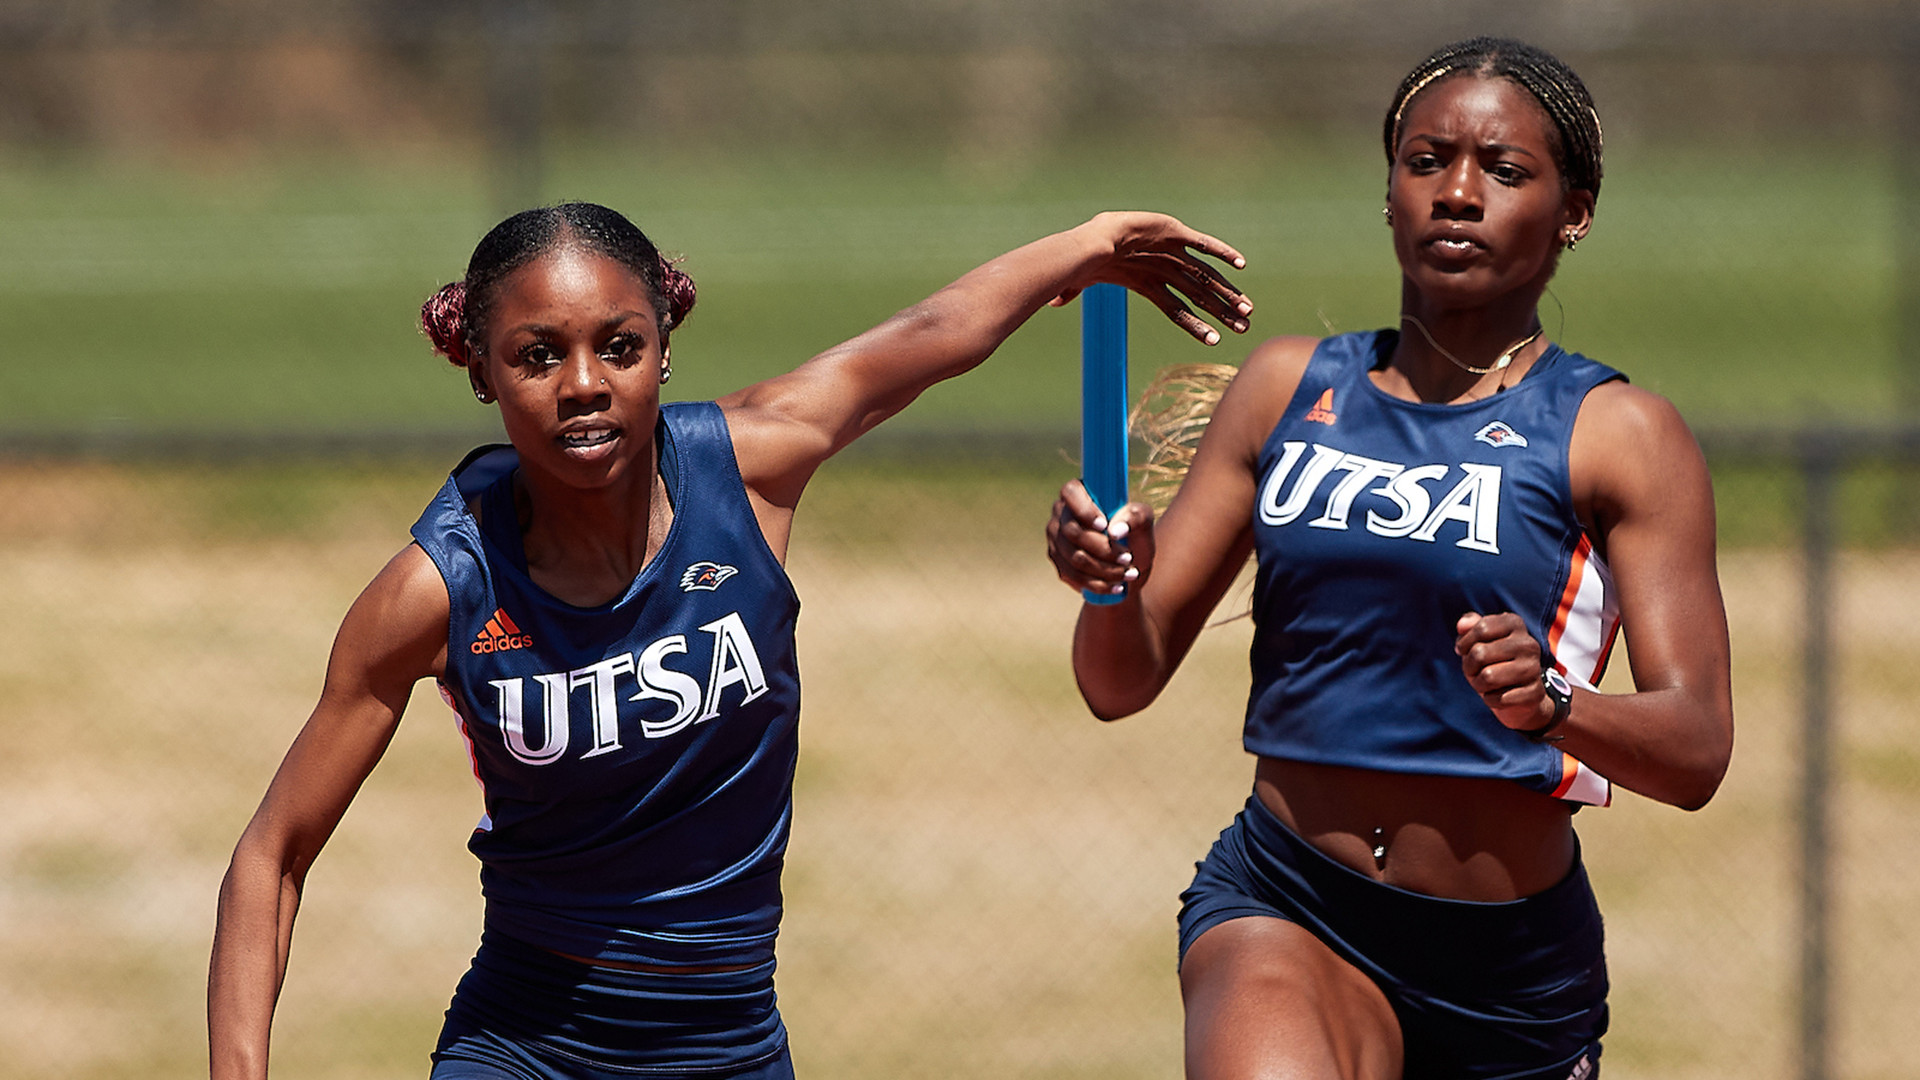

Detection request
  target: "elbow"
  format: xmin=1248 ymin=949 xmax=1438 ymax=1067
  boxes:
xmin=1074 ymin=672 xmax=1158 ymax=723
xmin=1674 ymin=751 xmax=1732 ymax=812
xmin=1669 ymin=714 xmax=1735 ymax=812
xmin=1669 ymin=771 xmax=1724 ymax=813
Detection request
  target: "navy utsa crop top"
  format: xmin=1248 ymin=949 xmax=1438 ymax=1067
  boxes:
xmin=411 ymin=401 xmax=803 ymax=965
xmin=1245 ymin=330 xmax=1622 ymax=805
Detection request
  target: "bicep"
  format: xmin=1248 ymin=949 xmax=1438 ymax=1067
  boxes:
xmin=238 ymin=545 xmax=450 ymax=869
xmin=1575 ymin=389 xmax=1730 ymax=699
xmin=1137 ymin=338 xmax=1312 ymax=663
xmin=718 ymin=333 xmax=913 ymax=507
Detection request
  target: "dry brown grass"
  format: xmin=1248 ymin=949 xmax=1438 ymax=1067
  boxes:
xmin=0 ymin=463 xmax=1913 ymax=1080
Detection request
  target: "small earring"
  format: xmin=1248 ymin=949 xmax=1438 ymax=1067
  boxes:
xmin=473 ymin=387 xmax=490 ymax=403
xmin=1382 ymin=206 xmax=1393 ymax=226
xmin=659 ymin=364 xmax=672 ymax=385
xmin=1564 ymin=230 xmax=1579 ymax=251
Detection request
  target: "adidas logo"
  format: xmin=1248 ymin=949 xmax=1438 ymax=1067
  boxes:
xmin=1304 ymin=388 xmax=1337 ymax=426
xmin=471 ymin=608 xmax=534 ymax=654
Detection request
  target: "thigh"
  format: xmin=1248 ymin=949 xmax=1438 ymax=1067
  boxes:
xmin=1180 ymin=916 xmax=1403 ymax=1080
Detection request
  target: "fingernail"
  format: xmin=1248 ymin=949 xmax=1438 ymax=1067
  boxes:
xmin=1233 ymin=257 xmax=1246 ymax=268
xmin=1091 ymin=515 xmax=1107 ymax=532
xmin=1108 ymin=519 xmax=1130 ymax=540
xmin=1110 ymin=582 xmax=1128 ymax=595
xmin=1118 ymin=551 xmax=1133 ymax=566
xmin=1204 ymin=330 xmax=1220 ymax=345
xmin=1123 ymin=567 xmax=1139 ymax=581
xmin=1237 ymin=301 xmax=1252 ymax=315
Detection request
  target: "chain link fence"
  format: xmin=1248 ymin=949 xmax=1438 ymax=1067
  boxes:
xmin=1 ymin=5 xmax=1916 ymax=1079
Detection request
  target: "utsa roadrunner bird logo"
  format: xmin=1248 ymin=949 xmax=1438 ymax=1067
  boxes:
xmin=681 ymin=561 xmax=739 ymax=592
xmin=1304 ymin=389 xmax=1338 ymax=425
xmin=472 ymin=608 xmax=533 ymax=654
xmin=1474 ymin=421 xmax=1529 ymax=448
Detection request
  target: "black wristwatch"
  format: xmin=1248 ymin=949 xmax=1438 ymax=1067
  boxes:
xmin=1522 ymin=668 xmax=1573 ymax=742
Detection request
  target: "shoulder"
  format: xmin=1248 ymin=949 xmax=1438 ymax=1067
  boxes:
xmin=714 ymin=391 xmax=834 ymax=510
xmin=331 ymin=544 xmax=452 ymax=688
xmin=1205 ymin=336 xmax=1322 ymax=460
xmin=1569 ymin=380 xmax=1711 ymax=525
xmin=1572 ymin=380 xmax=1701 ymax=461
xmin=1234 ymin=334 xmax=1321 ymax=387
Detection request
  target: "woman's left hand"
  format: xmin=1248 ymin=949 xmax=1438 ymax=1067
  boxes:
xmin=1454 ymin=611 xmax=1555 ymax=733
xmin=1051 ymin=212 xmax=1252 ymax=346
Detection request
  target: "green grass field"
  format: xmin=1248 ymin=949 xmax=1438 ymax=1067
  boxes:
xmin=0 ymin=140 xmax=1897 ymax=440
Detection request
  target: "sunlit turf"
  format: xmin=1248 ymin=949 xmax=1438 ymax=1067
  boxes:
xmin=0 ymin=140 xmax=1899 ymax=440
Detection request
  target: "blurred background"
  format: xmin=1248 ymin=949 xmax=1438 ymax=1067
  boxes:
xmin=0 ymin=1 xmax=1915 ymax=1078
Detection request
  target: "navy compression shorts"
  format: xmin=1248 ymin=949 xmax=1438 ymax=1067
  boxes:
xmin=429 ymin=929 xmax=790 ymax=1080
xmin=1178 ymin=795 xmax=1607 ymax=1080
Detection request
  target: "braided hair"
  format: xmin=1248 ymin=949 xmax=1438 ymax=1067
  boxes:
xmin=1382 ymin=37 xmax=1604 ymax=198
xmin=421 ymin=202 xmax=697 ymax=368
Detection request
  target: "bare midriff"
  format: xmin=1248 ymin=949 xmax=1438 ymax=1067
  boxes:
xmin=1254 ymin=757 xmax=1577 ymax=902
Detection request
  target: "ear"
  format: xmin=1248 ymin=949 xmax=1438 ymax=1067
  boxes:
xmin=1562 ymin=189 xmax=1596 ymax=246
xmin=468 ymin=362 xmax=494 ymax=405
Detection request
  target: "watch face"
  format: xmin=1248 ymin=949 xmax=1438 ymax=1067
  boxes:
xmin=1544 ymin=669 xmax=1572 ymax=696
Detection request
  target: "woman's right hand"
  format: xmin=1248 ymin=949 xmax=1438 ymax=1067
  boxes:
xmin=1051 ymin=212 xmax=1250 ymax=347
xmin=1046 ymin=479 xmax=1157 ymax=600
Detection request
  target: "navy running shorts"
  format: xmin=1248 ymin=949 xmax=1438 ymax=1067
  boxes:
xmin=1178 ymin=795 xmax=1608 ymax=1080
xmin=429 ymin=928 xmax=790 ymax=1079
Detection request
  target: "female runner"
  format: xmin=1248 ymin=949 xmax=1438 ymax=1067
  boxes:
xmin=208 ymin=202 xmax=1250 ymax=1080
xmin=1046 ymin=38 xmax=1733 ymax=1080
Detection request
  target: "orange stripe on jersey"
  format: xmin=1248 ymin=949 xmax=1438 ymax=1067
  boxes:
xmin=1549 ymin=752 xmax=1613 ymax=806
xmin=482 ymin=617 xmax=506 ymax=640
xmin=1589 ymin=628 xmax=1619 ymax=687
xmin=1546 ymin=534 xmax=1591 ymax=659
xmin=1550 ymin=754 xmax=1580 ymax=799
xmin=495 ymin=608 xmax=523 ymax=635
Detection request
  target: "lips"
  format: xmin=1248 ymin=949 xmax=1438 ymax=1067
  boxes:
xmin=558 ymin=426 xmax=620 ymax=453
xmin=1420 ymin=228 xmax=1488 ymax=266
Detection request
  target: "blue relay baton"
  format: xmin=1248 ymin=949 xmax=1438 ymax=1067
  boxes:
xmin=1080 ymin=283 xmax=1129 ymax=605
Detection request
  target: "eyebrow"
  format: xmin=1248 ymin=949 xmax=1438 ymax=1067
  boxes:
xmin=1405 ymin=133 xmax=1543 ymax=161
xmin=503 ymin=311 xmax=654 ymax=339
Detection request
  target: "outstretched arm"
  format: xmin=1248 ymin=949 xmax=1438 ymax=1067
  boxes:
xmin=208 ymin=546 xmax=448 ymax=1080
xmin=1455 ymin=382 xmax=1733 ymax=810
xmin=719 ymin=212 xmax=1250 ymax=549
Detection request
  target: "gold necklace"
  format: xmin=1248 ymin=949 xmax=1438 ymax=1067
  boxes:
xmin=1400 ymin=314 xmax=1544 ymax=377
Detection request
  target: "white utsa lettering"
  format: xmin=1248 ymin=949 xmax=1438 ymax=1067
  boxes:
xmin=1259 ymin=440 xmax=1502 ymax=553
xmin=486 ymin=611 xmax=771 ymax=765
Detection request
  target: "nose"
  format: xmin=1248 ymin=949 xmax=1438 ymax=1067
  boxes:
xmin=1433 ymin=158 xmax=1484 ymax=220
xmin=558 ymin=347 xmax=611 ymax=408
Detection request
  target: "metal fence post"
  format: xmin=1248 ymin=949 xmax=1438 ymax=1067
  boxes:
xmin=1798 ymin=437 xmax=1837 ymax=1080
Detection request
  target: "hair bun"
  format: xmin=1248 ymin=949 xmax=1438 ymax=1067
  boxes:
xmin=659 ymin=257 xmax=697 ymax=331
xmin=421 ymin=281 xmax=471 ymax=367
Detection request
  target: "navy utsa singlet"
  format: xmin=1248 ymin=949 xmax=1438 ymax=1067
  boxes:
xmin=1246 ymin=330 xmax=1622 ymax=805
xmin=411 ymin=401 xmax=802 ymax=966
